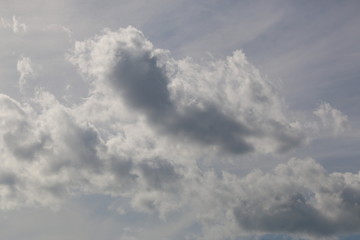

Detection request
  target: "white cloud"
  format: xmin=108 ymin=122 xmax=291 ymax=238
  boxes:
xmin=17 ymin=56 xmax=37 ymax=93
xmin=0 ymin=26 xmax=358 ymax=240
xmin=68 ymin=26 xmax=305 ymax=155
xmin=314 ymin=102 xmax=349 ymax=136
xmin=231 ymin=158 xmax=360 ymax=238
xmin=12 ymin=16 xmax=27 ymax=33
xmin=0 ymin=16 xmax=27 ymax=33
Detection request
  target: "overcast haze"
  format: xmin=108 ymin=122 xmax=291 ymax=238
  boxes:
xmin=1 ymin=1 xmax=360 ymax=240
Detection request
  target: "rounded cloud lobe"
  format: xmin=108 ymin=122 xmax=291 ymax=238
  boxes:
xmin=0 ymin=26 xmax=357 ymax=239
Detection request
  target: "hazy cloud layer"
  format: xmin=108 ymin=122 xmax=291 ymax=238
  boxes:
xmin=0 ymin=26 xmax=356 ymax=240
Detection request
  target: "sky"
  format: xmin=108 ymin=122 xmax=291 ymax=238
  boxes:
xmin=1 ymin=1 xmax=360 ymax=240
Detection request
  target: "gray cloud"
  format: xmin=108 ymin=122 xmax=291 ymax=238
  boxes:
xmin=0 ymin=172 xmax=18 ymax=187
xmin=110 ymin=157 xmax=137 ymax=183
xmin=234 ymin=195 xmax=335 ymax=236
xmin=0 ymin=94 xmax=46 ymax=161
xmin=314 ymin=102 xmax=349 ymax=136
xmin=103 ymin=29 xmax=255 ymax=154
xmin=3 ymin=131 xmax=46 ymax=160
xmin=109 ymin=48 xmax=173 ymax=117
xmin=229 ymin=159 xmax=360 ymax=237
xmin=170 ymin=105 xmax=253 ymax=154
xmin=69 ymin=26 xmax=306 ymax=155
xmin=139 ymin=158 xmax=181 ymax=191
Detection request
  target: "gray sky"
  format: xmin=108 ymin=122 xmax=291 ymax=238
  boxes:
xmin=1 ymin=1 xmax=360 ymax=240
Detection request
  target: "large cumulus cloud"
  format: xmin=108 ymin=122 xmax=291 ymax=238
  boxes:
xmin=0 ymin=26 xmax=356 ymax=240
xmin=68 ymin=26 xmax=306 ymax=155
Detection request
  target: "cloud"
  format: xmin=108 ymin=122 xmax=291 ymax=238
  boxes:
xmin=314 ymin=102 xmax=349 ymax=136
xmin=2 ymin=89 xmax=356 ymax=239
xmin=12 ymin=16 xmax=27 ymax=33
xmin=0 ymin=26 xmax=357 ymax=240
xmin=17 ymin=56 xmax=37 ymax=93
xmin=69 ymin=26 xmax=305 ymax=155
xmin=0 ymin=16 xmax=27 ymax=33
xmin=0 ymin=94 xmax=45 ymax=161
xmin=0 ymin=90 xmax=183 ymax=215
xmin=167 ymin=158 xmax=360 ymax=240
xmin=231 ymin=158 xmax=360 ymax=238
